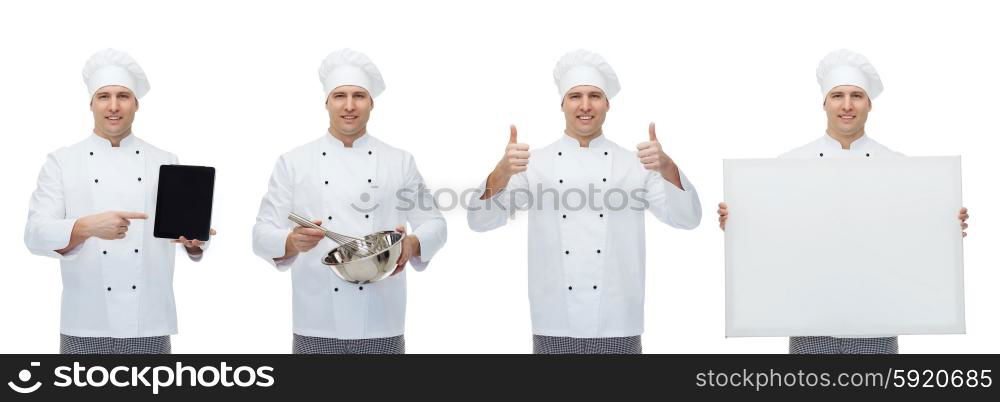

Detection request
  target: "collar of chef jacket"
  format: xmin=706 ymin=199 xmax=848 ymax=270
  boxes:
xmin=89 ymin=132 xmax=138 ymax=149
xmin=556 ymin=132 xmax=610 ymax=149
xmin=822 ymin=132 xmax=868 ymax=149
xmin=781 ymin=133 xmax=903 ymax=159
xmin=322 ymin=131 xmax=372 ymax=149
xmin=25 ymin=132 xmax=181 ymax=338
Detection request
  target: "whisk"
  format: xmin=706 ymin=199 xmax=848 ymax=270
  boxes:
xmin=288 ymin=212 xmax=379 ymax=258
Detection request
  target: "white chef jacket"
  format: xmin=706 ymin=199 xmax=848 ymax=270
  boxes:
xmin=252 ymin=132 xmax=447 ymax=339
xmin=467 ymin=134 xmax=702 ymax=338
xmin=782 ymin=132 xmax=902 ymax=339
xmin=24 ymin=133 xmax=200 ymax=338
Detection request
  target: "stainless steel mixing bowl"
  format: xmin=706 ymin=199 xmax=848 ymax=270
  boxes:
xmin=321 ymin=230 xmax=405 ymax=284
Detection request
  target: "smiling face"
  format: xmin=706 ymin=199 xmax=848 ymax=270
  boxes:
xmin=90 ymin=85 xmax=137 ymax=140
xmin=561 ymin=85 xmax=609 ymax=139
xmin=824 ymin=85 xmax=871 ymax=139
xmin=326 ymin=85 xmax=373 ymax=137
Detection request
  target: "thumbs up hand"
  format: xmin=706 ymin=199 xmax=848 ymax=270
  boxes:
xmin=496 ymin=124 xmax=531 ymax=182
xmin=636 ymin=122 xmax=672 ymax=172
xmin=636 ymin=122 xmax=683 ymax=189
xmin=480 ymin=125 xmax=530 ymax=200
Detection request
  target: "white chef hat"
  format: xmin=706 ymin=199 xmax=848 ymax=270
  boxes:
xmin=318 ymin=49 xmax=385 ymax=98
xmin=816 ymin=49 xmax=883 ymax=99
xmin=82 ymin=48 xmax=150 ymax=99
xmin=553 ymin=49 xmax=621 ymax=99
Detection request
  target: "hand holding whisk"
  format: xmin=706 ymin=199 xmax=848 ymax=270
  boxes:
xmin=288 ymin=212 xmax=376 ymax=257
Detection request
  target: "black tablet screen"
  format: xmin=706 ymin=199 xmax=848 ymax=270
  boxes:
xmin=153 ymin=165 xmax=215 ymax=240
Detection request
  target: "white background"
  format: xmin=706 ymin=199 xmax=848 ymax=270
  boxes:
xmin=1 ymin=0 xmax=996 ymax=354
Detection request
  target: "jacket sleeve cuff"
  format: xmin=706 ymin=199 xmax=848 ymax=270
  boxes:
xmin=651 ymin=170 xmax=702 ymax=229
xmin=409 ymin=221 xmax=446 ymax=272
xmin=663 ymin=170 xmax=695 ymax=198
xmin=466 ymin=178 xmax=515 ymax=232
xmin=258 ymin=228 xmax=294 ymax=271
xmin=466 ymin=178 xmax=509 ymax=209
xmin=28 ymin=218 xmax=82 ymax=261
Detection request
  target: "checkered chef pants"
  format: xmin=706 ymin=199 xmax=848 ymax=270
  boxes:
xmin=60 ymin=334 xmax=171 ymax=354
xmin=789 ymin=336 xmax=898 ymax=354
xmin=533 ymin=335 xmax=642 ymax=354
xmin=293 ymin=334 xmax=405 ymax=354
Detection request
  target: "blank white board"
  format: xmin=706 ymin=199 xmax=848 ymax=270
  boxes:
xmin=724 ymin=157 xmax=965 ymax=337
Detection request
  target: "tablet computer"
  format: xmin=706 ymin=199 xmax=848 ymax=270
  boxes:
xmin=153 ymin=164 xmax=216 ymax=240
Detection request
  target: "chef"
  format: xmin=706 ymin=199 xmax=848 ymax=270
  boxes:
xmin=717 ymin=49 xmax=970 ymax=354
xmin=252 ymin=49 xmax=447 ymax=354
xmin=24 ymin=48 xmax=214 ymax=354
xmin=467 ymin=50 xmax=702 ymax=354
